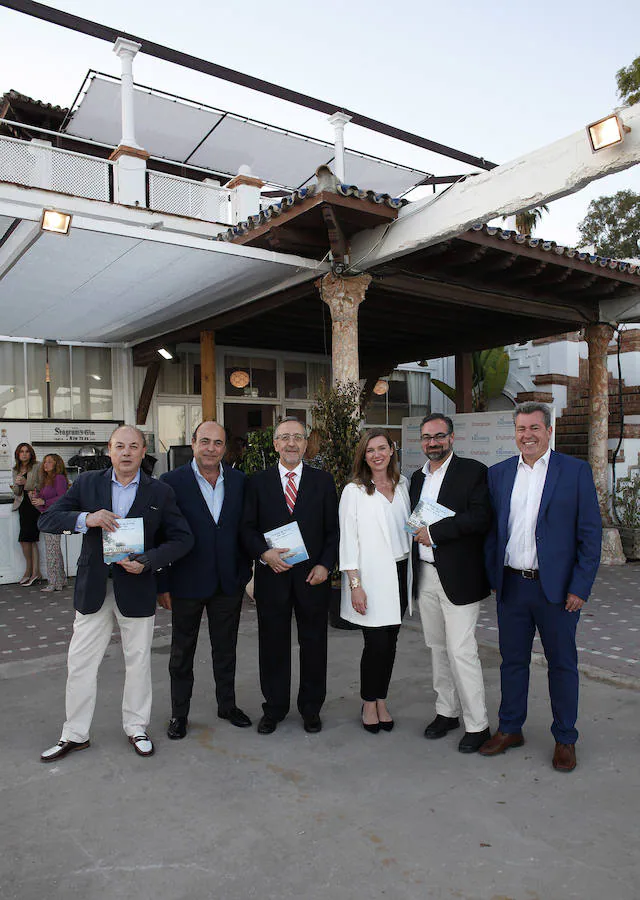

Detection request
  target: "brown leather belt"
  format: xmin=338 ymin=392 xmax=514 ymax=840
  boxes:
xmin=505 ymin=566 xmax=539 ymax=580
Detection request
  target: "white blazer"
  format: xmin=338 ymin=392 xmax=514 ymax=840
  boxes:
xmin=339 ymin=477 xmax=413 ymax=627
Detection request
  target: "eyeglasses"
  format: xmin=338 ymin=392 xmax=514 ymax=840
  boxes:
xmin=275 ymin=433 xmax=306 ymax=443
xmin=421 ymin=432 xmax=451 ymax=443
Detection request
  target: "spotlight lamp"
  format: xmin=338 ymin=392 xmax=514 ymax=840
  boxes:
xmin=157 ymin=348 xmax=173 ymax=360
xmin=41 ymin=209 xmax=72 ymax=235
xmin=586 ymin=113 xmax=630 ymax=152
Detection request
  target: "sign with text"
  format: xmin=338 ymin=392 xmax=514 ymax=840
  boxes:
xmin=29 ymin=421 xmax=120 ymax=444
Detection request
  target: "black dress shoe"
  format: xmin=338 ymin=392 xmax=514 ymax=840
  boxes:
xmin=361 ymin=704 xmax=380 ymax=734
xmin=167 ymin=716 xmax=188 ymax=740
xmin=41 ymin=739 xmax=90 ymax=763
xmin=424 ymin=714 xmax=460 ymax=739
xmin=218 ymin=706 xmax=252 ymax=728
xmin=303 ymin=714 xmax=322 ymax=734
xmin=257 ymin=715 xmax=278 ymax=735
xmin=458 ymin=727 xmax=491 ymax=754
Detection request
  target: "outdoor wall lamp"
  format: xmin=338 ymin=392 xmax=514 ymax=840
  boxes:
xmin=586 ymin=113 xmax=631 ymax=152
xmin=157 ymin=348 xmax=173 ymax=360
xmin=41 ymin=209 xmax=72 ymax=235
xmin=373 ymin=379 xmax=389 ymax=395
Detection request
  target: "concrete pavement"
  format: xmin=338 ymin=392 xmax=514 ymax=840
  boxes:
xmin=1 ymin=577 xmax=639 ymax=900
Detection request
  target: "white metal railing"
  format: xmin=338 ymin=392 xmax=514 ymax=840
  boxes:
xmin=0 ymin=134 xmax=111 ymax=201
xmin=148 ymin=170 xmax=231 ymax=224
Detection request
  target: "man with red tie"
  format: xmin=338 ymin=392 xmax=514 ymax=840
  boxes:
xmin=241 ymin=418 xmax=338 ymax=735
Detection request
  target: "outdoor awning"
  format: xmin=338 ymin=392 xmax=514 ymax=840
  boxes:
xmin=64 ymin=73 xmax=429 ymax=196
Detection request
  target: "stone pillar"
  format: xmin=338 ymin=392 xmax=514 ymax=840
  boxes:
xmin=200 ymin=330 xmax=216 ymax=422
xmin=227 ymin=166 xmax=265 ymax=224
xmin=328 ymin=112 xmax=352 ymax=184
xmin=317 ymin=272 xmax=372 ymax=386
xmin=585 ymin=323 xmax=625 ymax=565
xmin=455 ymin=352 xmax=474 ymax=413
xmin=110 ymin=38 xmax=148 ymax=206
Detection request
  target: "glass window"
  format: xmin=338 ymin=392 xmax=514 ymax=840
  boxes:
xmin=284 ymin=361 xmax=308 ymax=399
xmin=0 ymin=342 xmax=27 ymax=418
xmin=70 ymin=347 xmax=113 ymax=419
xmin=158 ymin=357 xmax=187 ymax=394
xmin=27 ymin=344 xmax=71 ymax=418
xmin=157 ymin=404 xmax=186 ymax=454
xmin=224 ymin=356 xmax=277 ymax=398
xmin=308 ymin=362 xmax=330 ymax=400
xmin=250 ymin=357 xmax=277 ymax=398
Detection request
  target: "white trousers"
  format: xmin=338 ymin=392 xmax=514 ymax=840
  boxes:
xmin=417 ymin=562 xmax=488 ymax=733
xmin=61 ymin=594 xmax=155 ymax=743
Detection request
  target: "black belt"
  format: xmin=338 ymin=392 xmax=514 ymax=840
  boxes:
xmin=505 ymin=566 xmax=539 ymax=580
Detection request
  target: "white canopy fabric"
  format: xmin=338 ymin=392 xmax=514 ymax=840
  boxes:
xmin=65 ymin=74 xmax=428 ymax=196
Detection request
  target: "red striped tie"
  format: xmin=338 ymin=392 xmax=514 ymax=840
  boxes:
xmin=285 ymin=471 xmax=297 ymax=514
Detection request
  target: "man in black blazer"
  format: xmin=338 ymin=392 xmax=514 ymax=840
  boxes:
xmin=38 ymin=426 xmax=193 ymax=762
xmin=241 ymin=417 xmax=338 ymax=735
xmin=158 ymin=421 xmax=251 ymax=740
xmin=410 ymin=414 xmax=492 ymax=753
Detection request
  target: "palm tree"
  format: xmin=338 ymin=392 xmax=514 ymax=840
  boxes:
xmin=513 ymin=205 xmax=549 ymax=236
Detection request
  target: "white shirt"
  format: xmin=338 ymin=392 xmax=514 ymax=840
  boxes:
xmin=278 ymin=461 xmax=303 ymax=497
xmin=378 ymin=487 xmax=411 ymax=561
xmin=504 ymin=447 xmax=551 ymax=570
xmin=191 ymin=457 xmax=225 ymax=524
xmin=418 ymin=451 xmax=454 ymax=563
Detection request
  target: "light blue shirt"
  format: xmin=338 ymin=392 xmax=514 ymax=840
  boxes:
xmin=191 ymin=457 xmax=225 ymax=524
xmin=75 ymin=469 xmax=141 ymax=533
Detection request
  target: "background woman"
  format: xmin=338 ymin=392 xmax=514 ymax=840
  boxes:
xmin=339 ymin=428 xmax=412 ymax=733
xmin=11 ymin=442 xmax=42 ymax=586
xmin=31 ymin=454 xmax=70 ymax=592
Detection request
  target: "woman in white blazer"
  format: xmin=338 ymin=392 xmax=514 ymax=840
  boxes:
xmin=339 ymin=428 xmax=412 ymax=734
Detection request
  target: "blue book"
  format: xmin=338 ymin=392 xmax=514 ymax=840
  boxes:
xmin=264 ymin=521 xmax=309 ymax=566
xmin=102 ymin=517 xmax=145 ymax=564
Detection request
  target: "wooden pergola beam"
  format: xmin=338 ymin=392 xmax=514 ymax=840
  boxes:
xmin=136 ymin=359 xmax=161 ymax=426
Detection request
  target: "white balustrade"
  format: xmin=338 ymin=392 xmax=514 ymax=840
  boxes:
xmin=0 ymin=135 xmax=111 ymax=201
xmin=147 ymin=170 xmax=231 ymax=224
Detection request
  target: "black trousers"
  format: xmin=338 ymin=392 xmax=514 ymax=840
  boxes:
xmin=360 ymin=559 xmax=408 ymax=702
xmin=256 ymin=579 xmax=329 ymax=721
xmin=169 ymin=589 xmax=243 ymax=718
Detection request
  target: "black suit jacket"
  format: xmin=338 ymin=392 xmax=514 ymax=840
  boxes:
xmin=38 ymin=467 xmax=193 ymax=617
xmin=157 ymin=462 xmax=250 ymax=599
xmin=241 ymin=464 xmax=338 ymax=603
xmin=409 ymin=454 xmax=491 ymax=605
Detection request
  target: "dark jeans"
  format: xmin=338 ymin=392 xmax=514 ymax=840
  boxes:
xmin=169 ymin=589 xmax=243 ymax=718
xmin=360 ymin=559 xmax=408 ymax=702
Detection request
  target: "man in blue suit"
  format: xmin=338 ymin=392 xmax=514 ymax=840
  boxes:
xmin=158 ymin=421 xmax=251 ymax=740
xmin=481 ymin=402 xmax=601 ymax=772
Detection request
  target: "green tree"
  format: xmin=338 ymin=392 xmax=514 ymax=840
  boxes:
xmin=577 ymin=190 xmax=640 ymax=259
xmin=311 ymin=380 xmax=362 ymax=497
xmin=431 ymin=347 xmax=510 ymax=412
xmin=616 ymin=55 xmax=640 ymax=106
xmin=515 ymin=205 xmax=549 ymax=236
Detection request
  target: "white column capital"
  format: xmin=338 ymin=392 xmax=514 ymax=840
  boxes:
xmin=113 ymin=37 xmax=142 ymax=60
xmin=328 ymin=112 xmax=352 ymax=130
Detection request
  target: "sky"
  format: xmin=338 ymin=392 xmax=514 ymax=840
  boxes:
xmin=1 ymin=0 xmax=639 ymax=248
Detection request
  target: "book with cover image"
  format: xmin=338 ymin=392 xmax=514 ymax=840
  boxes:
xmin=102 ymin=517 xmax=145 ymax=564
xmin=405 ymin=499 xmax=455 ymax=534
xmin=264 ymin=521 xmax=309 ymax=566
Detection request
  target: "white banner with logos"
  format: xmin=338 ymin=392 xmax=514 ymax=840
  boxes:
xmin=401 ymin=409 xmax=555 ymax=476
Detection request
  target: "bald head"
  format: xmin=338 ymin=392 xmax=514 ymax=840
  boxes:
xmin=108 ymin=425 xmax=146 ymax=485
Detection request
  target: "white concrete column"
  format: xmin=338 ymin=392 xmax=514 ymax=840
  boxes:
xmin=113 ymin=37 xmax=142 ymax=150
xmin=328 ymin=112 xmax=351 ymax=184
xmin=227 ymin=166 xmax=265 ymax=224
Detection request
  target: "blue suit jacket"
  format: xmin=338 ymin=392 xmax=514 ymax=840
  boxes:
xmin=158 ymin=462 xmax=250 ymax=599
xmin=38 ymin=467 xmax=193 ymax=617
xmin=484 ymin=450 xmax=602 ymax=605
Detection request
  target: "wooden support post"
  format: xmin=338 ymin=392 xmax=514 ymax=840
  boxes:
xmin=455 ymin=352 xmax=473 ymax=413
xmin=136 ymin=359 xmax=161 ymax=425
xmin=200 ymin=330 xmax=216 ymax=422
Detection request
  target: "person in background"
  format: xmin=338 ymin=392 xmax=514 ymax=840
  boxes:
xmin=31 ymin=454 xmax=70 ymax=593
xmin=304 ymin=428 xmax=324 ymax=469
xmin=339 ymin=428 xmax=412 ymax=734
xmin=11 ymin=442 xmax=42 ymax=586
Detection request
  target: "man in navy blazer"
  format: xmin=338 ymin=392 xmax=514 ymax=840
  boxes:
xmin=241 ymin=417 xmax=338 ymax=735
xmin=158 ymin=421 xmax=251 ymax=739
xmin=38 ymin=426 xmax=193 ymax=763
xmin=481 ymin=403 xmax=601 ymax=772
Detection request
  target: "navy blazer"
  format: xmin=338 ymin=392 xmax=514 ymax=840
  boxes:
xmin=241 ymin=464 xmax=338 ymax=604
xmin=484 ymin=450 xmax=602 ymax=605
xmin=409 ymin=454 xmax=491 ymax=605
xmin=38 ymin=467 xmax=193 ymax=617
xmin=157 ymin=462 xmax=250 ymax=599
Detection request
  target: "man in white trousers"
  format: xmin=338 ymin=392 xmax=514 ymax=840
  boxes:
xmin=38 ymin=426 xmax=193 ymax=762
xmin=409 ymin=414 xmax=492 ymax=753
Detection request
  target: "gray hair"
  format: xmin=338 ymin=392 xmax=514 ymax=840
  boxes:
xmin=274 ymin=416 xmax=306 ymax=437
xmin=513 ymin=402 xmax=551 ymax=428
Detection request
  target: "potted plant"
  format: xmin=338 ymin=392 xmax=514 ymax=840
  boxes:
xmin=238 ymin=426 xmax=278 ymax=476
xmin=312 ymin=380 xmax=362 ymax=628
xmin=614 ymin=472 xmax=640 ymax=560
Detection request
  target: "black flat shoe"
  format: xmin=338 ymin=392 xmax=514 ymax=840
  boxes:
xmin=167 ymin=717 xmax=187 ymax=740
xmin=424 ymin=714 xmax=460 ymax=739
xmin=458 ymin=727 xmax=491 ymax=754
xmin=303 ymin=714 xmax=322 ymax=734
xmin=361 ymin=704 xmax=380 ymax=734
xmin=218 ymin=706 xmax=252 ymax=728
xmin=257 ymin=715 xmax=278 ymax=735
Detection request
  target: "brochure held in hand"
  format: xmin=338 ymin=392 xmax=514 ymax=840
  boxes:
xmin=264 ymin=521 xmax=309 ymax=566
xmin=405 ymin=499 xmax=455 ymax=534
xmin=102 ymin=517 xmax=145 ymax=564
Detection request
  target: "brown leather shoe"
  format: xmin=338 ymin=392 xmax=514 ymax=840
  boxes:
xmin=552 ymin=742 xmax=577 ymax=772
xmin=478 ymin=730 xmax=524 ymax=756
xmin=41 ymin=739 xmax=90 ymax=763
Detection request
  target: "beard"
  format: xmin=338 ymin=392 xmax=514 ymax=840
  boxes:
xmin=427 ymin=446 xmax=450 ymax=462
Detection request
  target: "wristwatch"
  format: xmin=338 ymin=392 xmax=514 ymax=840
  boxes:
xmin=349 ymin=577 xmax=361 ymax=590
